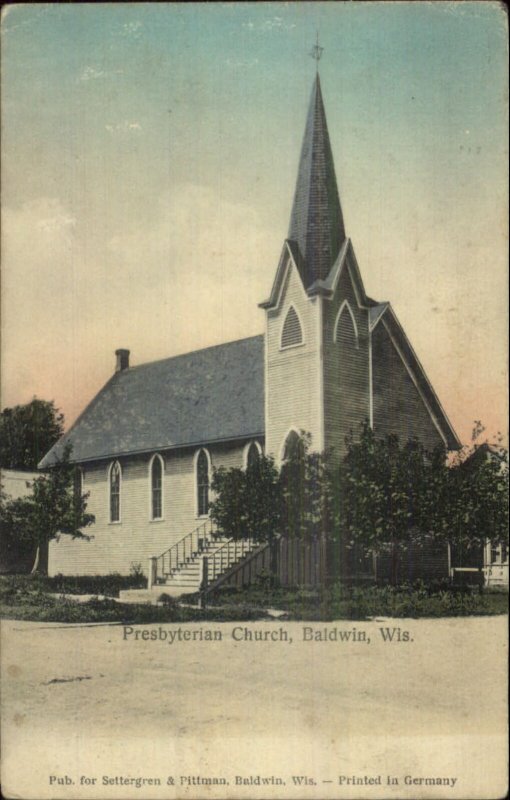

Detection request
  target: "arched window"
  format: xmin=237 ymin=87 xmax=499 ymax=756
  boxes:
xmin=73 ymin=467 xmax=83 ymax=505
xmin=245 ymin=441 xmax=261 ymax=470
xmin=109 ymin=461 xmax=121 ymax=523
xmin=196 ymin=449 xmax=210 ymax=517
xmin=150 ymin=455 xmax=163 ymax=520
xmin=334 ymin=301 xmax=359 ymax=348
xmin=282 ymin=430 xmax=304 ymax=462
xmin=281 ymin=306 xmax=303 ymax=349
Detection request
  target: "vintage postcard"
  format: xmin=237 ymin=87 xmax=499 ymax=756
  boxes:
xmin=1 ymin=3 xmax=508 ymax=799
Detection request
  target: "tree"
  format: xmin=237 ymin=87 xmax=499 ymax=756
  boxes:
xmin=0 ymin=399 xmax=64 ymax=470
xmin=331 ymin=423 xmax=438 ymax=580
xmin=279 ymin=432 xmax=333 ymax=540
xmin=210 ymin=454 xmax=281 ymax=542
xmin=2 ymin=444 xmax=95 ymax=573
xmin=332 ymin=421 xmax=509 ymax=582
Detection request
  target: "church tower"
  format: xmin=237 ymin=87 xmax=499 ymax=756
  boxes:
xmin=261 ymin=72 xmax=371 ymax=461
xmin=261 ymin=67 xmax=460 ymax=462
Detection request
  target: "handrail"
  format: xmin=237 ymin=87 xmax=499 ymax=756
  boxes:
xmin=208 ymin=535 xmax=254 ymax=582
xmin=203 ymin=539 xmax=270 ymax=597
xmin=156 ymin=518 xmax=215 ymax=579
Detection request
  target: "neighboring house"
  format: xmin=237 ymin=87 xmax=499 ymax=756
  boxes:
xmin=451 ymin=443 xmax=509 ymax=588
xmin=0 ymin=468 xmax=43 ymax=573
xmin=39 ymin=74 xmax=460 ymax=584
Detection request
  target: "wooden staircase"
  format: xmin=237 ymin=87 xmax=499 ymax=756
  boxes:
xmin=119 ymin=521 xmax=259 ymax=603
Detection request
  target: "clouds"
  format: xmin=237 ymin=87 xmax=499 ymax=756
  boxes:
xmin=1 ymin=185 xmax=275 ymax=425
xmin=242 ymin=17 xmax=296 ymax=32
xmin=105 ymin=120 xmax=142 ymax=133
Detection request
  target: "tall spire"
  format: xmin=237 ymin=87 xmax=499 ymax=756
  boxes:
xmin=288 ymin=73 xmax=346 ymax=288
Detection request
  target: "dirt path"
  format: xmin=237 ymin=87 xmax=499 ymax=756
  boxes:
xmin=1 ymin=616 xmax=507 ymax=799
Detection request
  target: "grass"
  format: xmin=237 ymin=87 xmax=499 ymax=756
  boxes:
xmin=196 ymin=580 xmax=509 ymax=620
xmin=0 ymin=575 xmax=507 ymax=623
xmin=0 ymin=577 xmax=267 ymax=624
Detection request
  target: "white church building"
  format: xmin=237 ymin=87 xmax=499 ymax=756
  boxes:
xmin=40 ymin=73 xmax=460 ymax=588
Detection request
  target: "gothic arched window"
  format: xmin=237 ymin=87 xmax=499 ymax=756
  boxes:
xmin=196 ymin=449 xmax=210 ymax=517
xmin=246 ymin=441 xmax=261 ymax=470
xmin=109 ymin=461 xmax=121 ymax=523
xmin=150 ymin=455 xmax=163 ymax=520
xmin=282 ymin=430 xmax=305 ymax=463
xmin=334 ymin=302 xmax=359 ymax=348
xmin=281 ymin=306 xmax=303 ymax=349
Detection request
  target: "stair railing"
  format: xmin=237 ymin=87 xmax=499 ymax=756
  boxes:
xmin=208 ymin=535 xmax=254 ymax=583
xmin=152 ymin=519 xmax=216 ymax=585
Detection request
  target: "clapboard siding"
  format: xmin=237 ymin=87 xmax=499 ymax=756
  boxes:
xmin=265 ymin=259 xmax=321 ymax=458
xmin=323 ymin=262 xmax=370 ymax=458
xmin=372 ymin=321 xmax=444 ymax=450
xmin=48 ymin=441 xmax=248 ymax=576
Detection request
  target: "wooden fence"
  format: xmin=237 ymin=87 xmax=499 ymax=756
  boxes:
xmin=212 ymin=534 xmax=451 ymax=593
xmin=219 ymin=536 xmax=331 ymax=590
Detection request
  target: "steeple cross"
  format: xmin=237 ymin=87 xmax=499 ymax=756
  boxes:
xmin=309 ymin=32 xmax=324 ymax=70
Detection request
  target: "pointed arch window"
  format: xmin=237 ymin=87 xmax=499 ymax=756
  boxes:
xmin=109 ymin=461 xmax=121 ymax=523
xmin=281 ymin=306 xmax=303 ymax=349
xmin=196 ymin=449 xmax=210 ymax=517
xmin=245 ymin=441 xmax=262 ymax=470
xmin=73 ymin=467 xmax=83 ymax=505
xmin=334 ymin=302 xmax=359 ymax=348
xmin=150 ymin=455 xmax=163 ymax=520
xmin=282 ymin=430 xmax=305 ymax=463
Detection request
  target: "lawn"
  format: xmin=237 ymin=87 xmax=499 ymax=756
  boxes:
xmin=0 ymin=574 xmax=507 ymax=623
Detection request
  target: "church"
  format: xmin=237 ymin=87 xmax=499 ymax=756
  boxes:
xmin=39 ymin=72 xmax=460 ymax=587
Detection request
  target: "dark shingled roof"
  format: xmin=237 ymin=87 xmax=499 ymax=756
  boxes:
xmin=39 ymin=336 xmax=265 ymax=467
xmin=288 ymin=74 xmax=346 ymax=288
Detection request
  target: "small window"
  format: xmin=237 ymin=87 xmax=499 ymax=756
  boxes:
xmin=246 ymin=442 xmax=261 ymax=470
xmin=281 ymin=306 xmax=303 ymax=349
xmin=151 ymin=455 xmax=163 ymax=520
xmin=109 ymin=461 xmax=121 ymax=523
xmin=196 ymin=449 xmax=210 ymax=517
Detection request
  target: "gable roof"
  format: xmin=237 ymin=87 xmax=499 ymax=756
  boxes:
xmin=288 ymin=74 xmax=346 ymax=288
xmin=39 ymin=336 xmax=265 ymax=467
xmin=372 ymin=306 xmax=461 ymax=450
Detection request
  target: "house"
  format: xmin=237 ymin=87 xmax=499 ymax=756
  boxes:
xmin=39 ymin=73 xmax=460 ymax=588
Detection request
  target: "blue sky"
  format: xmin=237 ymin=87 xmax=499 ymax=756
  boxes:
xmin=1 ymin=2 xmax=508 ymax=444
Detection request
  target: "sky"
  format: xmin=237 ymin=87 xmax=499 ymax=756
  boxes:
xmin=1 ymin=2 xmax=508 ymax=447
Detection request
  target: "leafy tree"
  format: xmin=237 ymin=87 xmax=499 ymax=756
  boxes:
xmin=333 ymin=423 xmax=434 ymax=549
xmin=279 ymin=432 xmax=333 ymax=540
xmin=2 ymin=444 xmax=95 ymax=573
xmin=333 ymin=421 xmax=509 ymax=580
xmin=0 ymin=399 xmax=64 ymax=470
xmin=210 ymin=454 xmax=281 ymax=542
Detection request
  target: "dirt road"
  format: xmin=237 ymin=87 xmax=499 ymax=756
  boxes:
xmin=1 ymin=616 xmax=507 ymax=799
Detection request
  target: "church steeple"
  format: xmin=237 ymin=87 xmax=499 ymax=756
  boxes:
xmin=288 ymin=74 xmax=346 ymax=288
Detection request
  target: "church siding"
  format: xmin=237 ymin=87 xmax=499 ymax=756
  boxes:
xmin=371 ymin=322 xmax=444 ymax=450
xmin=265 ymin=261 xmax=321 ymax=459
xmin=323 ymin=263 xmax=370 ymax=458
xmin=48 ymin=441 xmax=246 ymax=576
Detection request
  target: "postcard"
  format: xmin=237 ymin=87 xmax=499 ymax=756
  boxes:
xmin=1 ymin=3 xmax=508 ymax=799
